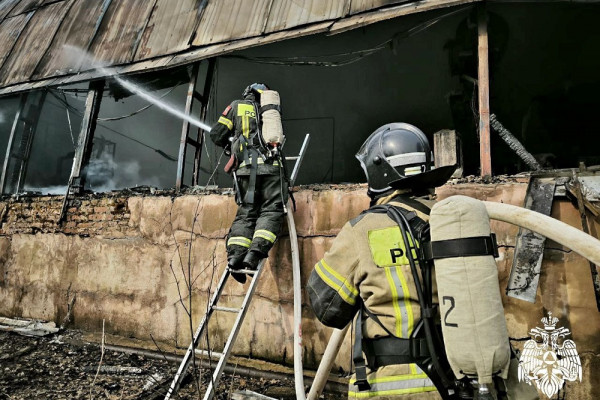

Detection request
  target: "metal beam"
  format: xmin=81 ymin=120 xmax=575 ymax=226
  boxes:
xmin=70 ymin=80 xmax=104 ymax=189
xmin=193 ymin=58 xmax=216 ymax=186
xmin=14 ymin=91 xmax=46 ymax=194
xmin=59 ymin=79 xmax=104 ymax=223
xmin=477 ymin=3 xmax=491 ymax=177
xmin=0 ymin=93 xmax=27 ymax=194
xmin=175 ymin=63 xmax=199 ymax=191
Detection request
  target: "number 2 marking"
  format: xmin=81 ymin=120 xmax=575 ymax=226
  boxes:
xmin=443 ymin=296 xmax=458 ymax=327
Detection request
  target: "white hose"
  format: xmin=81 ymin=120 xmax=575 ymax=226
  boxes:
xmin=306 ymin=197 xmax=600 ymax=397
xmin=482 ymin=201 xmax=600 ymax=266
xmin=287 ymin=199 xmax=306 ymax=400
xmin=306 ymin=325 xmax=350 ymax=400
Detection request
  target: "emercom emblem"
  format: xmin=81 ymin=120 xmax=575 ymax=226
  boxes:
xmin=518 ymin=312 xmax=582 ymax=398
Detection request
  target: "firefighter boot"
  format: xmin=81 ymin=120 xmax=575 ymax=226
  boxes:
xmin=228 ymin=252 xmax=247 ymax=284
xmin=242 ymin=250 xmax=264 ymax=271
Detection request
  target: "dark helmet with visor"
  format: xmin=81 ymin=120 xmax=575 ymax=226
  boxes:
xmin=242 ymin=83 xmax=269 ymax=100
xmin=356 ymin=123 xmax=456 ymax=195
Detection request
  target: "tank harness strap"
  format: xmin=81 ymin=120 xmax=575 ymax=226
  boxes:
xmin=394 ymin=194 xmax=431 ymax=216
xmin=239 ymin=134 xmax=251 ymax=167
xmin=358 ymin=202 xmax=457 ymax=394
xmin=244 ymin=148 xmax=259 ymax=204
xmin=353 ymin=309 xmax=371 ymax=391
xmin=360 ymin=305 xmax=431 ymax=369
xmin=352 ymin=202 xmax=435 ymax=392
xmin=423 ymin=234 xmax=499 ymax=260
xmin=259 ymin=104 xmax=281 ymax=114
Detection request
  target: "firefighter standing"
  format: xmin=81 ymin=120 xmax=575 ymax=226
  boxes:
xmin=210 ymin=83 xmax=287 ymax=284
xmin=308 ymin=123 xmax=539 ymax=400
xmin=308 ymin=123 xmax=457 ymax=399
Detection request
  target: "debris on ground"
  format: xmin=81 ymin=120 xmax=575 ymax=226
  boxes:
xmin=0 ymin=330 xmax=345 ymax=400
xmin=0 ymin=317 xmax=60 ymax=337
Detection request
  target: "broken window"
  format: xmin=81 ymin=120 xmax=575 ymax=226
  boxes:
xmin=0 ymin=88 xmax=85 ymax=195
xmin=87 ymin=68 xmax=191 ymax=192
xmin=22 ymin=88 xmax=85 ymax=194
xmin=0 ymin=94 xmax=20 ymax=178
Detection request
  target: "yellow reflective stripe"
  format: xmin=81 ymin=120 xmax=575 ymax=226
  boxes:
xmin=254 ymin=229 xmax=276 ymax=243
xmin=237 ymin=104 xmax=255 ymax=139
xmin=239 ymin=159 xmax=280 ymax=168
xmin=384 ymin=267 xmax=404 ymax=337
xmin=228 ymin=240 xmax=250 ymax=248
xmin=227 ymin=236 xmax=251 ymax=248
xmin=321 ymin=259 xmax=359 ymax=298
xmin=349 ymin=370 xmax=436 ymax=397
xmin=396 ymin=267 xmax=414 ymax=337
xmin=314 ymin=260 xmax=357 ymax=306
xmin=349 ymin=368 xmax=428 ymax=384
xmin=218 ymin=116 xmax=233 ymax=130
xmin=348 ymin=387 xmax=437 ymax=397
xmin=409 ymin=363 xmax=417 ymax=375
xmin=243 ymin=115 xmax=249 ymax=138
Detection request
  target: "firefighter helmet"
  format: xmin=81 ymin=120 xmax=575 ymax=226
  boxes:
xmin=242 ymin=83 xmax=269 ymax=100
xmin=356 ymin=123 xmax=456 ymax=195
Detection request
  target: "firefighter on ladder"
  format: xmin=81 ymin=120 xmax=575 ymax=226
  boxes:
xmin=307 ymin=123 xmax=539 ymax=399
xmin=209 ymin=83 xmax=287 ymax=284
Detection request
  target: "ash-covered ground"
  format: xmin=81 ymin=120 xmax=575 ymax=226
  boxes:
xmin=0 ymin=330 xmax=343 ymax=400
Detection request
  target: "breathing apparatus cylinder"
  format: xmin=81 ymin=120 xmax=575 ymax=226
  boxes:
xmin=429 ymin=195 xmax=511 ymax=384
xmin=260 ymin=90 xmax=283 ymax=145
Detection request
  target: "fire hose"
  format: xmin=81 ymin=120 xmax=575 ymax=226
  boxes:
xmin=306 ymin=198 xmax=600 ymax=399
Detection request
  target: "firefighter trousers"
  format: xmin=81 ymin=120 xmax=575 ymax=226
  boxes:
xmin=226 ymin=173 xmax=288 ymax=260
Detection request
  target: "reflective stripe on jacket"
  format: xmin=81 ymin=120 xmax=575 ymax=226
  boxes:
xmin=308 ymin=196 xmax=439 ymax=399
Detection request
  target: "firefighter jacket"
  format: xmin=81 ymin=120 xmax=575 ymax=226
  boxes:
xmin=308 ymin=195 xmax=441 ymax=400
xmin=210 ymin=99 xmax=279 ymax=176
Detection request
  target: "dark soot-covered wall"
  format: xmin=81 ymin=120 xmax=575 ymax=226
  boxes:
xmin=489 ymin=2 xmax=600 ymax=173
xmin=206 ymin=8 xmax=466 ymax=186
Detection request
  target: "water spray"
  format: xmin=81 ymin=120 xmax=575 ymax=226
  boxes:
xmin=63 ymin=45 xmax=212 ymax=132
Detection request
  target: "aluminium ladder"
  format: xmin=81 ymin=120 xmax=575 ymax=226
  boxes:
xmin=165 ymin=134 xmax=310 ymax=400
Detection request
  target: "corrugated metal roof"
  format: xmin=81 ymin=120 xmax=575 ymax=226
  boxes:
xmin=0 ymin=0 xmax=477 ymax=95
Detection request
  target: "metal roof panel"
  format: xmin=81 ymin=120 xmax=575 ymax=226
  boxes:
xmin=191 ymin=0 xmax=272 ymax=46
xmin=133 ymin=0 xmax=200 ymax=61
xmin=264 ymin=0 xmax=349 ymax=32
xmin=32 ymin=0 xmax=111 ymax=79
xmin=86 ymin=0 xmax=157 ymax=68
xmin=7 ymin=0 xmax=43 ymax=18
xmin=0 ymin=1 xmax=69 ymax=86
xmin=0 ymin=12 xmax=31 ymax=71
xmin=0 ymin=0 xmax=21 ymax=22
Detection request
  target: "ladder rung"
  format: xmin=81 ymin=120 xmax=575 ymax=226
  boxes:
xmin=286 ymin=156 xmax=298 ymax=161
xmin=229 ymin=268 xmax=256 ymax=275
xmin=194 ymin=349 xmax=223 ymax=358
xmin=213 ymin=306 xmax=241 ymax=313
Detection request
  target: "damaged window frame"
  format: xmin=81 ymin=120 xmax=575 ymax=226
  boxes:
xmin=0 ymin=59 xmax=217 ymax=206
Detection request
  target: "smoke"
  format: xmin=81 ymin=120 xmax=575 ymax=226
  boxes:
xmin=22 ymin=185 xmax=68 ymax=195
xmin=85 ymin=152 xmax=161 ymax=193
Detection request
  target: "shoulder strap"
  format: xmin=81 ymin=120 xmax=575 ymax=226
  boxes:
xmin=393 ymin=195 xmax=431 ymax=216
